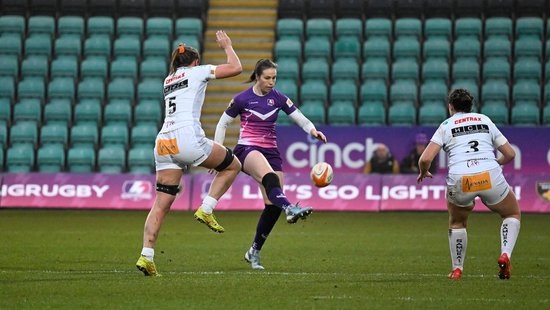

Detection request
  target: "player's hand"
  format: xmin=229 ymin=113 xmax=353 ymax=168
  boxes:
xmin=216 ymin=30 xmax=232 ymax=49
xmin=310 ymin=129 xmax=327 ymax=143
xmin=417 ymin=171 xmax=433 ymax=183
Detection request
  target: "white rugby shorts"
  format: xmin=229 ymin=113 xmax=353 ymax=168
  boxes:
xmin=154 ymin=125 xmax=213 ymax=171
xmin=446 ymin=166 xmax=510 ymax=207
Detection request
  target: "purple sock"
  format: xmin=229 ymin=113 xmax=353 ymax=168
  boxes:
xmin=266 ymin=187 xmax=291 ymax=210
xmin=252 ymin=205 xmax=282 ymax=251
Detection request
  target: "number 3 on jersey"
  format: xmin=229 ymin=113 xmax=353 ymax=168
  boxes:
xmin=467 ymin=140 xmax=479 ymax=153
xmin=167 ymin=96 xmax=176 ymax=115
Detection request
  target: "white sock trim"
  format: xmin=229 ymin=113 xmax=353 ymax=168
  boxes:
xmin=201 ymin=195 xmax=218 ymax=214
xmin=141 ymin=247 xmax=154 ymax=261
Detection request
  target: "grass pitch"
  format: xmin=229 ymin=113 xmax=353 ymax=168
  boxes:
xmin=1 ymin=209 xmax=549 ymax=309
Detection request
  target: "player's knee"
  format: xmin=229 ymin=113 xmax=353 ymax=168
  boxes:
xmin=214 ymin=147 xmax=237 ymax=172
xmin=156 ymin=183 xmax=180 ymax=196
xmin=261 ymin=172 xmax=280 ymax=194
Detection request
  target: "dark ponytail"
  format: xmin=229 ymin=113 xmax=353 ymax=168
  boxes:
xmin=169 ymin=43 xmax=200 ymax=74
xmin=246 ymin=59 xmax=277 ymax=83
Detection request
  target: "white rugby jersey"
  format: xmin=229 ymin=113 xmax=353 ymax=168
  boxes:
xmin=160 ymin=65 xmax=216 ymax=133
xmin=431 ymin=112 xmax=508 ymax=174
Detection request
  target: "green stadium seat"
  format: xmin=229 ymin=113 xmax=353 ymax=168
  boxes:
xmin=515 ymin=37 xmax=542 ymax=61
xmin=481 ymin=80 xmax=509 ymax=104
xmin=107 ymin=78 xmax=135 ymax=101
xmin=37 ymin=144 xmax=65 ymax=172
xmin=138 ymin=79 xmax=162 ymax=100
xmin=481 ymin=102 xmax=508 ymax=125
xmin=134 ymin=100 xmax=162 ymax=127
xmin=301 ymin=58 xmax=329 ymax=82
xmin=306 ymin=18 xmax=333 ymax=40
xmin=54 ymin=36 xmax=81 ymax=58
xmin=0 ymin=99 xmax=11 ymax=125
xmin=274 ymin=40 xmax=301 ymax=62
xmin=24 ymin=34 xmax=52 ymax=58
xmin=74 ymin=99 xmax=102 ymax=126
xmin=0 ymin=54 xmax=18 ymax=77
xmin=87 ymin=16 xmax=115 ymax=38
xmin=278 ymin=115 xmax=294 ymax=128
xmin=441 ymin=16 xmax=469 ymax=41
xmin=365 ymin=18 xmax=392 ymax=39
xmin=40 ymin=123 xmax=68 ymax=148
xmin=328 ymin=101 xmax=355 ymax=125
xmin=485 ymin=17 xmax=512 ymax=39
xmin=175 ymin=18 xmax=203 ymax=40
xmin=360 ymin=80 xmax=387 ymax=104
xmin=48 ymin=77 xmax=75 ymax=102
xmin=421 ymin=81 xmax=448 ymax=105
xmin=18 ymin=77 xmax=45 ymax=101
xmin=7 ymin=145 xmax=34 ymax=172
xmin=21 ymin=56 xmax=48 ymax=79
xmin=424 ymin=18 xmax=452 ymax=40
xmin=173 ymin=36 xmax=200 ymax=52
xmin=304 ymin=37 xmax=331 ymax=61
xmin=0 ymin=76 xmax=15 ymax=102
xmin=0 ymin=35 xmax=22 ymax=57
xmin=419 ymin=104 xmax=447 ymax=125
xmin=58 ymin=16 xmax=84 ymax=38
xmin=78 ymin=78 xmax=105 ymax=101
xmin=544 ymin=82 xmax=550 ymax=105
xmin=332 ymin=58 xmax=359 ymax=82
xmin=452 ymin=80 xmax=479 ymax=100
xmin=131 ymin=125 xmax=157 ymax=149
xmin=84 ymin=36 xmax=111 ymax=58
xmin=70 ymin=123 xmax=98 ymax=150
xmin=390 ymin=81 xmax=417 ymax=104
xmin=452 ymin=59 xmax=480 ymax=82
xmin=27 ymin=16 xmax=55 ymax=36
xmin=299 ymin=101 xmax=325 ymax=125
xmin=363 ymin=38 xmax=390 ymax=60
xmin=393 ymin=38 xmax=420 ymax=61
xmin=395 ymin=18 xmax=422 ymax=39
xmin=110 ymin=57 xmax=138 ymax=80
xmin=358 ymin=102 xmax=386 ymax=126
xmin=146 ymin=17 xmax=173 ymax=38
xmin=277 ymin=18 xmax=304 ymax=41
xmin=300 ymin=80 xmax=327 ymax=103
xmin=388 ymin=103 xmax=416 ymax=126
xmin=0 ymin=123 xmax=6 ymax=150
xmin=44 ymin=99 xmax=71 ymax=126
xmin=117 ymin=17 xmax=144 ymax=38
xmin=515 ymin=59 xmax=542 ymax=83
xmin=423 ymin=38 xmax=451 ymax=60
xmin=362 ymin=60 xmax=388 ymax=82
xmin=13 ymin=99 xmax=41 ymax=124
xmin=513 ymin=81 xmax=540 ymax=104
xmin=128 ymin=147 xmax=154 ymax=174
xmin=143 ymin=36 xmax=170 ymax=59
xmin=275 ymin=79 xmax=298 ymax=102
xmin=98 ymin=147 xmax=126 ymax=173
xmin=511 ymin=104 xmax=540 ymax=126
xmin=484 ymin=38 xmax=511 ymax=60
xmin=276 ymin=58 xmax=300 ymax=82
xmin=543 ymin=105 xmax=550 ymax=125
xmin=453 ymin=37 xmax=480 ymax=60
xmin=516 ymin=17 xmax=543 ymax=40
xmin=113 ymin=37 xmax=141 ymax=60
xmin=335 ymin=18 xmax=362 ymax=40
xmin=10 ymin=121 xmax=38 ymax=149
xmin=101 ymin=124 xmax=129 ymax=150
xmin=482 ymin=58 xmax=510 ymax=82
xmin=104 ymin=100 xmax=132 ymax=126
xmin=392 ymin=60 xmax=419 ymax=81
xmin=0 ymin=15 xmax=25 ymax=36
xmin=140 ymin=57 xmax=167 ymax=80
xmin=330 ymin=80 xmax=357 ymax=103
xmin=50 ymin=56 xmax=78 ymax=78
xmin=67 ymin=146 xmax=96 ymax=172
xmin=334 ymin=37 xmax=361 ymax=61
xmin=81 ymin=57 xmax=108 ymax=79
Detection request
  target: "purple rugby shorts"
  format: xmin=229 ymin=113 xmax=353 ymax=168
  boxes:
xmin=233 ymin=144 xmax=283 ymax=172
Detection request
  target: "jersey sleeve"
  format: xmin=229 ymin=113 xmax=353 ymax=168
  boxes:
xmin=224 ymin=97 xmax=241 ymax=118
xmin=430 ymin=123 xmax=446 ymax=146
xmin=280 ymin=93 xmax=298 ymax=115
xmin=487 ymin=117 xmax=508 ymax=147
xmin=199 ymin=64 xmax=216 ymax=81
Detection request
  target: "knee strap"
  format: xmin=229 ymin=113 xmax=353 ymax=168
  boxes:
xmin=261 ymin=172 xmax=281 ymax=194
xmin=156 ymin=183 xmax=180 ymax=196
xmin=214 ymin=147 xmax=234 ymax=172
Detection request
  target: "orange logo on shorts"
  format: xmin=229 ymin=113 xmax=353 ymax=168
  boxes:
xmin=157 ymin=138 xmax=179 ymax=155
xmin=462 ymin=171 xmax=492 ymax=192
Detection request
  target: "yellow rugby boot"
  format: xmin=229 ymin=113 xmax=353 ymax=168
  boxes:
xmin=194 ymin=207 xmax=225 ymax=233
xmin=136 ymin=256 xmax=160 ymax=277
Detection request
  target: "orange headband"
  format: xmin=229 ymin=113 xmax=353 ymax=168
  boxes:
xmin=178 ymin=43 xmax=185 ymax=54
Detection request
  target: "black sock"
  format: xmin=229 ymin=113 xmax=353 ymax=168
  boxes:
xmin=252 ymin=204 xmax=282 ymax=251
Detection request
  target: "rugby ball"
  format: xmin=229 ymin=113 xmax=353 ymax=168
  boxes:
xmin=310 ymin=162 xmax=333 ymax=188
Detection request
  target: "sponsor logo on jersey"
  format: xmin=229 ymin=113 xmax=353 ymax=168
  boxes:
xmin=121 ymin=181 xmax=153 ymax=201
xmin=461 ymin=171 xmax=492 ymax=192
xmin=454 ymin=116 xmax=481 ymax=124
xmin=451 ymin=124 xmax=489 ymax=137
xmin=163 ymin=79 xmax=189 ymax=96
xmin=165 ymin=72 xmax=185 ymax=84
xmin=267 ymin=99 xmax=275 ymax=106
xmin=536 ymin=182 xmax=550 ymax=202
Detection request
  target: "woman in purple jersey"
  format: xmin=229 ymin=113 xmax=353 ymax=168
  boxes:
xmin=215 ymin=59 xmax=327 ymax=270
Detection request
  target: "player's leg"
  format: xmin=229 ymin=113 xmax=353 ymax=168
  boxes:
xmin=138 ymin=168 xmax=183 ymax=276
xmin=447 ymin=201 xmax=473 ymax=279
xmin=194 ymin=142 xmax=241 ymax=233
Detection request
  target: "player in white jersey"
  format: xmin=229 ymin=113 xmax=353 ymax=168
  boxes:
xmin=417 ymin=89 xmax=520 ymax=280
xmin=136 ymin=31 xmax=243 ymax=276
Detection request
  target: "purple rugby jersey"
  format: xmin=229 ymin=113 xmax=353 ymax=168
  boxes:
xmin=225 ymin=87 xmax=297 ymax=148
